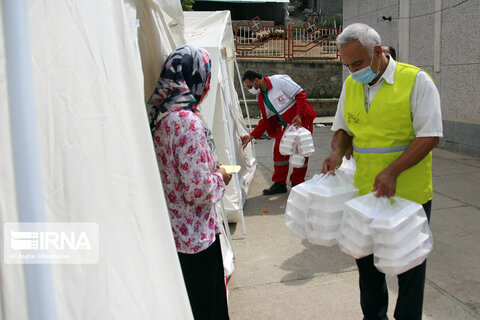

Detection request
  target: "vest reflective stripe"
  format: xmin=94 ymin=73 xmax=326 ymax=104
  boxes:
xmin=345 ymin=62 xmax=433 ymax=204
xmin=353 ymin=144 xmax=409 ymax=154
xmin=274 ymin=160 xmax=308 ymax=168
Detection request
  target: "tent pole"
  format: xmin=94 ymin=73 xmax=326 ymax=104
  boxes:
xmin=1 ymin=1 xmax=57 ymax=319
xmin=234 ymin=55 xmax=253 ymax=133
xmin=219 ymin=200 xmax=236 ymax=258
xmin=233 ymin=54 xmax=256 ymax=159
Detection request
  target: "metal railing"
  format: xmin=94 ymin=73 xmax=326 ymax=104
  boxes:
xmin=234 ymin=24 xmax=287 ymax=59
xmin=234 ymin=17 xmax=341 ymax=60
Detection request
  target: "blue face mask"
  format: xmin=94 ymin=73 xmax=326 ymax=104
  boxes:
xmin=350 ymin=54 xmax=380 ymax=84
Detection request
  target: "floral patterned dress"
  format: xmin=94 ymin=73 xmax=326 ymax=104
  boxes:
xmin=153 ymin=109 xmax=225 ymax=254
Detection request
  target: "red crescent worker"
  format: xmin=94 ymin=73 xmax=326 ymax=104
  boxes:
xmin=241 ymin=70 xmax=317 ymax=195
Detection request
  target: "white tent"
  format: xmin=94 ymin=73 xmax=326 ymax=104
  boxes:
xmin=1 ymin=1 xmax=254 ymax=318
xmin=183 ymin=10 xmax=257 ymax=277
xmin=1 ymin=0 xmax=193 ymax=319
xmin=184 ymin=11 xmax=257 ymax=227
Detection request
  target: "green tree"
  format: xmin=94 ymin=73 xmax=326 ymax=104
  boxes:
xmin=181 ymin=0 xmax=194 ymax=11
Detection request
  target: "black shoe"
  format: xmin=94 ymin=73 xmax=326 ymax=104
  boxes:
xmin=263 ymin=182 xmax=287 ymax=195
xmin=291 ymin=183 xmax=297 ymax=188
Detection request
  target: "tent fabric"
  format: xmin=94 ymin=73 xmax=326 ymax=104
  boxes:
xmin=138 ymin=0 xmax=187 ymax=103
xmin=1 ymin=1 xmax=192 ymax=319
xmin=151 ymin=0 xmax=186 ymax=47
xmin=184 ymin=11 xmax=257 ymax=224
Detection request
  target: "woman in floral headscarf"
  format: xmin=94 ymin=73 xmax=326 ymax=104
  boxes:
xmin=149 ymin=44 xmax=231 ymax=319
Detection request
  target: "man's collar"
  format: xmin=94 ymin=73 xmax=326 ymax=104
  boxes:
xmin=381 ymin=55 xmax=396 ymax=85
xmin=367 ymin=55 xmax=396 ymax=87
xmin=264 ymin=77 xmax=273 ymax=91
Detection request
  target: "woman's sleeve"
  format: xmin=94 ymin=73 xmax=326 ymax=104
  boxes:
xmin=173 ymin=114 xmax=226 ymax=205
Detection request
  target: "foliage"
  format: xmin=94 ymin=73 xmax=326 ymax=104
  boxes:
xmin=321 ymin=13 xmax=343 ymax=28
xmin=181 ymin=0 xmax=194 ymax=11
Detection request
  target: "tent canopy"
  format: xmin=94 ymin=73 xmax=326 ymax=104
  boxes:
xmin=184 ymin=10 xmax=256 ymax=225
xmin=1 ymin=0 xmax=192 ymax=318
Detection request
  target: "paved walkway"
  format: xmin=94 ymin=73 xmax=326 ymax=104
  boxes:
xmin=227 ymin=125 xmax=480 ymax=320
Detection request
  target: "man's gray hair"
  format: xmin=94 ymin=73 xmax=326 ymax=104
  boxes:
xmin=337 ymin=23 xmax=381 ymax=56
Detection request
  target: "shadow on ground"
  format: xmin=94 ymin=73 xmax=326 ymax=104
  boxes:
xmin=279 ymin=239 xmax=356 ymax=285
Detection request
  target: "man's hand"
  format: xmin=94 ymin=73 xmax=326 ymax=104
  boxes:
xmin=372 ymin=167 xmax=398 ymax=198
xmin=345 ymin=145 xmax=353 ymax=160
xmin=371 ymin=136 xmax=439 ymax=198
xmin=291 ymin=115 xmax=303 ymax=127
xmin=321 ymin=151 xmax=342 ymax=175
xmin=321 ymin=129 xmax=352 ymax=175
xmin=240 ymin=134 xmax=253 ymax=150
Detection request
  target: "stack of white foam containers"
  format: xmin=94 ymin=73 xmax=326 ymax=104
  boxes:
xmin=305 ymin=172 xmax=358 ymax=246
xmin=337 ymin=156 xmax=356 ymax=183
xmin=297 ymin=127 xmax=315 ymax=157
xmin=279 ymin=127 xmax=297 ymax=155
xmin=339 ymin=194 xmax=433 ymax=275
xmin=338 ymin=195 xmax=377 ymax=258
xmin=279 ymin=126 xmax=315 ymax=168
xmin=284 ymin=177 xmax=320 ymax=239
xmin=370 ymin=197 xmax=433 ymax=275
xmin=289 ymin=154 xmax=305 ymax=168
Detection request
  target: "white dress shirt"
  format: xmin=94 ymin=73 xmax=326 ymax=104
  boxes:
xmin=332 ymin=56 xmax=443 ymax=138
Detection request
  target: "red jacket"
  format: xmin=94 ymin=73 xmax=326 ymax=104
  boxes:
xmin=250 ymin=77 xmax=317 ymax=138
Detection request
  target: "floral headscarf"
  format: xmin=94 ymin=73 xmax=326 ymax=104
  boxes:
xmin=148 ymin=44 xmax=212 ymax=132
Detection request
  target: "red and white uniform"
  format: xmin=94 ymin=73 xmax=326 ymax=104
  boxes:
xmin=250 ymin=75 xmax=317 ymax=185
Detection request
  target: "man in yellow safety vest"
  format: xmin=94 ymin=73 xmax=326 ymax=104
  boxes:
xmin=322 ymin=23 xmax=442 ymax=320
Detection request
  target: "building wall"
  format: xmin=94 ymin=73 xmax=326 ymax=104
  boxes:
xmin=236 ymin=59 xmax=343 ymax=99
xmin=343 ymin=0 xmax=480 ymax=156
xmin=235 ymin=59 xmax=342 ymax=118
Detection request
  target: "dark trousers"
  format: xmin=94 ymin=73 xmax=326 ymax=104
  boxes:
xmin=355 ymin=201 xmax=432 ymax=320
xmin=178 ymin=235 xmax=229 ymax=320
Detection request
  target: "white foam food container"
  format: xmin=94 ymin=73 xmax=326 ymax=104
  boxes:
xmin=289 ymin=154 xmax=305 ymax=167
xmin=285 ymin=201 xmax=307 ymax=239
xmin=369 ymin=197 xmax=426 ymax=230
xmin=338 ymin=232 xmax=373 ymax=259
xmin=372 ymin=215 xmax=427 ymax=245
xmin=299 ymin=144 xmax=315 ymax=157
xmin=306 ymin=230 xmax=339 ymax=247
xmin=342 ymin=210 xmax=374 ymax=235
xmin=279 ymin=144 xmax=294 ymax=155
xmin=374 ymin=232 xmax=430 ymax=260
xmin=339 ymin=219 xmax=374 ymax=247
xmin=374 ymin=236 xmax=433 ymax=275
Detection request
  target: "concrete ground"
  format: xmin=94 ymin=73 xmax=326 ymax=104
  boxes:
xmin=227 ymin=124 xmax=480 ymax=320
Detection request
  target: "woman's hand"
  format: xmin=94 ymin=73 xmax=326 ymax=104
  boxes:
xmin=216 ymin=167 xmax=232 ymax=185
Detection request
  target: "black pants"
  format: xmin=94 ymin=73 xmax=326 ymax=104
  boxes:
xmin=178 ymin=235 xmax=229 ymax=320
xmin=355 ymin=201 xmax=432 ymax=320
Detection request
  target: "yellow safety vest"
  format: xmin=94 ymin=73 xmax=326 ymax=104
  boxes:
xmin=344 ymin=62 xmax=433 ymax=204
